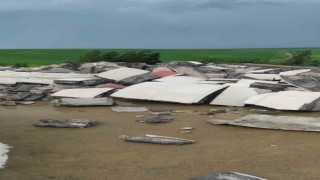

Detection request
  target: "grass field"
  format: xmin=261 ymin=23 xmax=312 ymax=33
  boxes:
xmin=0 ymin=48 xmax=320 ymax=66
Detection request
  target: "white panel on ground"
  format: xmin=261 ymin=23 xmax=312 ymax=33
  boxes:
xmin=211 ymin=85 xmax=271 ymax=107
xmin=112 ymin=82 xmax=228 ymax=104
xmin=96 ymin=67 xmax=149 ymax=81
xmin=244 ymin=91 xmax=320 ymax=111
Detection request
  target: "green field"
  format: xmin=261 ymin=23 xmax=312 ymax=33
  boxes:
xmin=0 ymin=48 xmax=320 ymax=66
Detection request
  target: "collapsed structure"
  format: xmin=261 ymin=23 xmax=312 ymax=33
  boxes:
xmin=0 ymin=61 xmax=318 ymax=111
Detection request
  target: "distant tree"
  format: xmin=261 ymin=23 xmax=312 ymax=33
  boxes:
xmin=137 ymin=50 xmax=161 ymax=65
xmin=80 ymin=50 xmax=102 ymax=62
xmin=287 ymin=50 xmax=312 ymax=65
xmin=13 ymin=63 xmax=29 ymax=68
xmin=101 ymin=51 xmax=120 ymax=62
xmin=79 ymin=50 xmax=161 ymax=64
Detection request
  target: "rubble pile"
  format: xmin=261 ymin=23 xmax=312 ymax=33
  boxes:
xmin=0 ymin=61 xmax=318 ymax=111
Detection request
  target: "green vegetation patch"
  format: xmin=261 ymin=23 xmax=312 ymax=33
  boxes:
xmin=0 ymin=48 xmax=319 ymax=66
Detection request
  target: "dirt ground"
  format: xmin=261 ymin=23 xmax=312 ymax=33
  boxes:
xmin=0 ymin=101 xmax=320 ymax=180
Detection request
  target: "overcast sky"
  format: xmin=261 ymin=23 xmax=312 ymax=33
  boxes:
xmin=0 ymin=0 xmax=319 ymax=48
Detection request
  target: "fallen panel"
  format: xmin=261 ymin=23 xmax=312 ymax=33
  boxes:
xmin=96 ymin=83 xmax=126 ymax=89
xmin=34 ymin=119 xmax=100 ymax=128
xmin=111 ymin=82 xmax=228 ymax=104
xmin=0 ymin=71 xmax=95 ymax=85
xmin=170 ymin=66 xmax=208 ymax=79
xmin=250 ymin=82 xmax=292 ymax=91
xmin=208 ymin=114 xmax=320 ymax=132
xmin=153 ymin=76 xmax=207 ymax=84
xmin=279 ymin=69 xmax=311 ymax=76
xmin=247 ymin=68 xmax=276 ymax=74
xmin=58 ymin=98 xmax=114 ymax=106
xmin=244 ymin=91 xmax=320 ymax=111
xmin=243 ymin=74 xmax=281 ymax=81
xmin=211 ymin=86 xmax=270 ymax=107
xmin=281 ymin=75 xmax=320 ymax=92
xmin=96 ymin=67 xmax=149 ymax=82
xmin=192 ymin=172 xmax=266 ymax=180
xmin=120 ymin=134 xmax=195 ymax=145
xmin=237 ymin=79 xmax=281 ymax=87
xmin=51 ymin=88 xmax=114 ymax=98
xmin=54 ymin=78 xmax=107 ymax=86
xmin=151 ymin=70 xmax=182 ymax=77
xmin=0 ymin=143 xmax=12 ymax=169
xmin=111 ymin=106 xmax=149 ymax=112
xmin=119 ymin=73 xmax=159 ymax=86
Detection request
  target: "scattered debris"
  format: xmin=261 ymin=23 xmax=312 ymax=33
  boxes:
xmin=250 ymin=82 xmax=291 ymax=91
xmin=120 ymin=134 xmax=195 ymax=145
xmin=281 ymin=74 xmax=320 ymax=92
xmin=0 ymin=143 xmax=12 ymax=169
xmin=17 ymin=101 xmax=36 ymax=105
xmin=54 ymin=78 xmax=108 ymax=86
xmin=208 ymin=114 xmax=320 ymax=132
xmin=137 ymin=115 xmax=173 ymax=123
xmin=0 ymin=101 xmax=16 ymax=106
xmin=119 ymin=73 xmax=160 ymax=86
xmin=192 ymin=172 xmax=266 ymax=180
xmin=57 ymin=98 xmax=114 ymax=107
xmin=111 ymin=106 xmax=149 ymax=113
xmin=34 ymin=119 xmax=100 ymax=128
xmin=180 ymin=127 xmax=193 ymax=130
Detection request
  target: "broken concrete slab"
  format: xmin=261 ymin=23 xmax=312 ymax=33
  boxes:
xmin=11 ymin=83 xmax=42 ymax=92
xmin=137 ymin=115 xmax=173 ymax=123
xmin=236 ymin=79 xmax=280 ymax=87
xmin=51 ymin=88 xmax=114 ymax=98
xmin=151 ymin=70 xmax=182 ymax=77
xmin=119 ymin=73 xmax=160 ymax=86
xmin=96 ymin=83 xmax=126 ymax=89
xmin=54 ymin=78 xmax=108 ymax=86
xmin=34 ymin=119 xmax=100 ymax=128
xmin=247 ymin=68 xmax=277 ymax=74
xmin=57 ymin=98 xmax=114 ymax=107
xmin=210 ymin=86 xmax=271 ymax=107
xmin=111 ymin=82 xmax=228 ymax=104
xmin=96 ymin=67 xmax=149 ymax=82
xmin=208 ymin=114 xmax=320 ymax=132
xmin=279 ymin=69 xmax=311 ymax=76
xmin=0 ymin=101 xmax=16 ymax=106
xmin=281 ymin=74 xmax=320 ymax=92
xmin=0 ymin=143 xmax=12 ymax=169
xmin=244 ymin=91 xmax=320 ymax=111
xmin=111 ymin=106 xmax=149 ymax=113
xmin=120 ymin=134 xmax=195 ymax=145
xmin=154 ymin=76 xmax=206 ymax=84
xmin=250 ymin=82 xmax=292 ymax=91
xmin=0 ymin=71 xmax=95 ymax=85
xmin=242 ymin=73 xmax=281 ymax=81
xmin=192 ymin=172 xmax=266 ymax=180
xmin=169 ymin=66 xmax=208 ymax=79
xmin=169 ymin=61 xmax=203 ymax=66
xmin=5 ymin=92 xmax=46 ymax=101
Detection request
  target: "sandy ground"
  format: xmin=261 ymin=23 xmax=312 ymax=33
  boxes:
xmin=0 ymin=101 xmax=320 ymax=180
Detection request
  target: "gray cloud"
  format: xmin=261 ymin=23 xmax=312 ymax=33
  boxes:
xmin=0 ymin=0 xmax=319 ymax=48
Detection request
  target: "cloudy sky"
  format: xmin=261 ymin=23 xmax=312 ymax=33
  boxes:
xmin=0 ymin=0 xmax=319 ymax=48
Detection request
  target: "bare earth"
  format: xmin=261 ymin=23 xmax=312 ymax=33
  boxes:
xmin=0 ymin=101 xmax=320 ymax=180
